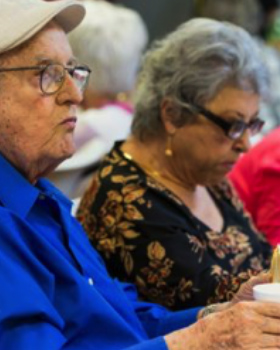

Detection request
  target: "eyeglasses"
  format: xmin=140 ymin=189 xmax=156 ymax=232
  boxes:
xmin=0 ymin=63 xmax=91 ymax=95
xmin=192 ymin=104 xmax=265 ymax=140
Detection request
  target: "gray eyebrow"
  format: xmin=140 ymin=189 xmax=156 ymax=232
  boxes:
xmin=33 ymin=56 xmax=78 ymax=66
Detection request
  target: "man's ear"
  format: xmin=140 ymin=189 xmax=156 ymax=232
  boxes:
xmin=160 ymin=97 xmax=179 ymax=133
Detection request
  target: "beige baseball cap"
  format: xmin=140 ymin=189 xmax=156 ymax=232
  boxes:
xmin=0 ymin=0 xmax=85 ymax=54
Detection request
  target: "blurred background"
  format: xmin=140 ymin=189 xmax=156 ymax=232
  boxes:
xmin=105 ymin=0 xmax=195 ymax=44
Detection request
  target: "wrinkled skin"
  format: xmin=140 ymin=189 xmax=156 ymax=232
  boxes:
xmin=232 ymin=272 xmax=271 ymax=304
xmin=0 ymin=22 xmax=83 ymax=183
xmin=165 ymin=273 xmax=280 ymax=350
xmin=165 ymin=300 xmax=280 ymax=350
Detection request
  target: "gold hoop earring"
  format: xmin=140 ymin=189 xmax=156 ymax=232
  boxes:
xmin=165 ymin=135 xmax=173 ymax=157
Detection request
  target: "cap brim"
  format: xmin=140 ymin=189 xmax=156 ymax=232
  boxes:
xmin=54 ymin=2 xmax=86 ymax=34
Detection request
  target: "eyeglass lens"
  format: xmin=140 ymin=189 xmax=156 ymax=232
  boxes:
xmin=70 ymin=68 xmax=90 ymax=93
xmin=41 ymin=64 xmax=90 ymax=95
xmin=228 ymin=119 xmax=264 ymax=140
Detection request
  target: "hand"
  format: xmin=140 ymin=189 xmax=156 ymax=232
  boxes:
xmin=197 ymin=272 xmax=272 ymax=319
xmin=165 ymin=300 xmax=280 ymax=350
xmin=231 ymin=272 xmax=272 ymax=304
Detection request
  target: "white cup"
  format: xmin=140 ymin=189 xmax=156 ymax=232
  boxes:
xmin=253 ymin=283 xmax=280 ymax=303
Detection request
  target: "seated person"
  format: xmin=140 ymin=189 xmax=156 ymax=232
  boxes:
xmin=2 ymin=1 xmax=279 ymax=349
xmin=77 ymin=16 xmax=272 ymax=310
xmin=229 ymin=127 xmax=280 ymax=247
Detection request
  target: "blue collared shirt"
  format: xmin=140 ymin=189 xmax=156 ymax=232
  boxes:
xmin=0 ymin=154 xmax=201 ymax=350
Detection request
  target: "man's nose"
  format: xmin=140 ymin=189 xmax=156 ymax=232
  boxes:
xmin=57 ymin=72 xmax=84 ymax=105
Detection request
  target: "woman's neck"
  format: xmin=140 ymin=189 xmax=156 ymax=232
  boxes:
xmin=122 ymin=136 xmax=197 ymax=194
xmin=121 ymin=137 xmax=224 ymax=231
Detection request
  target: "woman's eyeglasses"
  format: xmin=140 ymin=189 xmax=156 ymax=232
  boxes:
xmin=0 ymin=63 xmax=91 ymax=95
xmin=192 ymin=104 xmax=264 ymax=140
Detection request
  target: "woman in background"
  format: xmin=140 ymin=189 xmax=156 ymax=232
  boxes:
xmin=77 ymin=18 xmax=272 ymax=310
xmin=68 ymin=0 xmax=148 ymax=151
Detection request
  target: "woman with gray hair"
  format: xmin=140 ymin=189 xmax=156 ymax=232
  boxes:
xmin=78 ymin=18 xmax=272 ymax=310
xmin=197 ymin=0 xmax=280 ymax=141
xmin=68 ymin=0 xmax=148 ymax=154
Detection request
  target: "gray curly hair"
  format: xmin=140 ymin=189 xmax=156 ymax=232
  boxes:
xmin=132 ymin=18 xmax=269 ymax=140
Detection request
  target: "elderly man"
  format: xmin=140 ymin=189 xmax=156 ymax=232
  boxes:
xmin=0 ymin=1 xmax=280 ymax=350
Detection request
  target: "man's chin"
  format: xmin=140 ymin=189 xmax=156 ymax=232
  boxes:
xmin=53 ymin=148 xmax=75 ymax=170
xmin=62 ymin=141 xmax=76 ymax=159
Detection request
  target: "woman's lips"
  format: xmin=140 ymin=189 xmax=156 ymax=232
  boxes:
xmin=221 ymin=161 xmax=236 ymax=171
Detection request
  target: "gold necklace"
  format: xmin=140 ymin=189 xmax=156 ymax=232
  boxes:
xmin=123 ymin=151 xmax=192 ymax=191
xmin=123 ymin=151 xmax=159 ymax=177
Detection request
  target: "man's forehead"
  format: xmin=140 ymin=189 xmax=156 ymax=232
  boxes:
xmin=33 ymin=55 xmax=78 ymax=66
xmin=4 ymin=25 xmax=74 ymax=65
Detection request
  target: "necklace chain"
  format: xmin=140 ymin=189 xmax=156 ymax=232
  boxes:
xmin=123 ymin=151 xmax=190 ymax=190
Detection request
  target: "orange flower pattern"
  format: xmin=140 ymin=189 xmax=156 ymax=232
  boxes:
xmin=77 ymin=142 xmax=272 ymax=310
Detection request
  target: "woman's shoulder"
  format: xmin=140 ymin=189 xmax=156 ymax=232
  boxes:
xmin=99 ymin=142 xmax=143 ymax=187
xmin=77 ymin=143 xmax=145 ymax=217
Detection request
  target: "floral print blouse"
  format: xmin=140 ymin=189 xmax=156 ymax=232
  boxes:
xmin=77 ymin=142 xmax=272 ymax=310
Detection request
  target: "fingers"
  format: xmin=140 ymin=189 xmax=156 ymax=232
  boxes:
xmin=261 ymin=316 xmax=280 ymax=335
xmin=232 ymin=273 xmax=272 ymax=304
xmin=244 ymin=301 xmax=280 ymax=318
xmin=249 ymin=272 xmax=272 ymax=286
xmin=260 ymin=334 xmax=280 ymax=348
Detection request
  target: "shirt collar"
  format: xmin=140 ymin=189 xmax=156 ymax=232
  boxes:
xmin=0 ymin=154 xmax=72 ymax=218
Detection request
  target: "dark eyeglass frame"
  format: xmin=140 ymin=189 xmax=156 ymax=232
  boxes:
xmin=0 ymin=63 xmax=91 ymax=95
xmin=192 ymin=104 xmax=265 ymax=140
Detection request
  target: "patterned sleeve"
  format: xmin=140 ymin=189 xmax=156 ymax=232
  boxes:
xmin=214 ymin=179 xmax=272 ymax=267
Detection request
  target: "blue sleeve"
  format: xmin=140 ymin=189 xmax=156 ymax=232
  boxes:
xmin=0 ymin=228 xmax=170 ymax=350
xmin=0 ymin=213 xmax=67 ymax=350
xmin=116 ymin=281 xmax=202 ymax=338
xmin=124 ymin=337 xmax=168 ymax=350
xmin=0 ymin=210 xmax=195 ymax=350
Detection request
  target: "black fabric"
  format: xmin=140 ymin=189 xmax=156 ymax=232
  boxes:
xmin=78 ymin=142 xmax=271 ymax=311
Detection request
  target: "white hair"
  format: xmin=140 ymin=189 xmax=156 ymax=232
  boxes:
xmin=68 ymin=0 xmax=148 ymax=94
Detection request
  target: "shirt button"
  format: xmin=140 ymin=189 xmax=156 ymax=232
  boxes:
xmin=39 ymin=194 xmax=46 ymax=200
xmin=88 ymin=277 xmax=94 ymax=286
